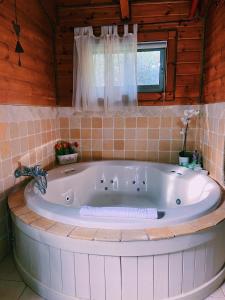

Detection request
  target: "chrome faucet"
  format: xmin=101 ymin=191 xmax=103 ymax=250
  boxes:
xmin=14 ymin=163 xmax=48 ymax=194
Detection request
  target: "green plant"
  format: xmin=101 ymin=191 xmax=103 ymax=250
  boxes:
xmin=55 ymin=141 xmax=79 ymax=156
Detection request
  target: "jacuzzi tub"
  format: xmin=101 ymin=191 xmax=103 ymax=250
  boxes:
xmin=25 ymin=161 xmax=221 ymax=229
xmin=10 ymin=160 xmax=225 ymax=300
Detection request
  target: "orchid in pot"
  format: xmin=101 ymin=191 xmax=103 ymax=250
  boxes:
xmin=179 ymin=109 xmax=199 ymax=166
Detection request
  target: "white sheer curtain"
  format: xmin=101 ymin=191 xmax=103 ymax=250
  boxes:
xmin=73 ymin=25 xmax=138 ymax=111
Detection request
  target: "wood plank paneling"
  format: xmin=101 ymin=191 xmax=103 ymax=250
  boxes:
xmin=203 ymin=1 xmax=225 ymax=103
xmin=56 ymin=0 xmax=204 ymax=106
xmin=89 ymin=255 xmax=106 ymax=300
xmin=74 ymin=253 xmax=90 ymax=299
xmin=0 ymin=0 xmax=56 ymax=106
xmin=14 ymin=224 xmax=225 ymax=300
xmin=193 ymin=245 xmax=206 ymax=288
xmin=49 ymin=247 xmax=63 ymax=293
xmin=154 ymin=254 xmax=169 ymax=300
xmin=61 ymin=250 xmax=76 ymax=296
xmin=168 ymin=252 xmax=182 ymax=297
xmin=138 ymin=256 xmax=154 ymax=300
xmin=121 ymin=256 xmax=138 ymax=300
xmin=182 ymin=248 xmax=195 ymax=293
xmin=105 ymin=256 xmax=122 ymax=300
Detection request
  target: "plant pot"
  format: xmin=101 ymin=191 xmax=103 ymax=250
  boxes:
xmin=57 ymin=153 xmax=78 ymax=165
xmin=179 ymin=156 xmax=189 ymax=166
xmin=179 ymin=151 xmax=192 ymax=167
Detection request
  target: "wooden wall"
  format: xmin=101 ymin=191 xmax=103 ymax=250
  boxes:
xmin=56 ymin=0 xmax=204 ymax=106
xmin=0 ymin=0 xmax=56 ymax=106
xmin=203 ymin=1 xmax=225 ymax=103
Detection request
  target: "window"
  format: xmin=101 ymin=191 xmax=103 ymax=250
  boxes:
xmin=137 ymin=41 xmax=167 ymax=93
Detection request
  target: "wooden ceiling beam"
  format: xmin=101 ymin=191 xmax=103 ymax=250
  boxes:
xmin=119 ymin=0 xmax=130 ymax=20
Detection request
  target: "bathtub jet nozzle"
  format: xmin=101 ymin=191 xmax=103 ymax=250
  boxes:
xmin=14 ymin=163 xmax=48 ymax=194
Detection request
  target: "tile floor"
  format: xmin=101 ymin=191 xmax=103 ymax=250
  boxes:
xmin=0 ymin=254 xmax=225 ymax=300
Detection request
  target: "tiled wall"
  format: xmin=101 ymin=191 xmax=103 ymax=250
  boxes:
xmin=59 ymin=105 xmax=201 ymax=164
xmin=0 ymin=105 xmax=60 ymax=194
xmin=0 ymin=103 xmax=213 ymax=261
xmin=0 ymin=105 xmax=60 ymax=260
xmin=200 ymin=103 xmax=225 ymax=186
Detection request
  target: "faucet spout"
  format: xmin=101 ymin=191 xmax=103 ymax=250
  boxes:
xmin=14 ymin=163 xmax=48 ymax=194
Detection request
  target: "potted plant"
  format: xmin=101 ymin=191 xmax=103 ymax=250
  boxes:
xmin=55 ymin=141 xmax=79 ymax=165
xmin=179 ymin=109 xmax=199 ymax=166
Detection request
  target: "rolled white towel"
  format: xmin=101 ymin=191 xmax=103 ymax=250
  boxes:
xmin=80 ymin=206 xmax=158 ymax=219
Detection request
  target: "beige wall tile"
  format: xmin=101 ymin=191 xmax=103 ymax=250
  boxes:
xmin=102 ymin=150 xmax=113 ymax=159
xmin=159 ymin=151 xmax=170 ymax=163
xmin=148 ymin=117 xmax=160 ymax=128
xmin=136 ymin=129 xmax=148 ymax=139
xmin=114 ymin=129 xmax=124 ymax=139
xmin=125 ymin=150 xmax=135 ymax=159
xmin=137 ymin=117 xmax=148 ymax=128
xmin=10 ymin=123 xmax=20 ymax=139
xmin=125 ymin=128 xmax=136 ymax=139
xmin=92 ymin=129 xmax=102 ymax=139
xmin=148 ymin=129 xmax=159 ymax=140
xmin=103 ymin=128 xmax=113 ymax=139
xmin=92 ymin=139 xmax=102 ymax=151
xmin=60 ymin=118 xmax=69 ymax=129
xmin=103 ymin=117 xmax=113 ymax=128
xmin=92 ymin=151 xmax=102 ymax=160
xmin=135 ymin=140 xmax=148 ymax=151
xmin=113 ymin=150 xmax=125 ymax=159
xmin=125 ymin=117 xmax=136 ymax=128
xmin=81 ymin=129 xmax=91 ymax=139
xmin=0 ymin=123 xmax=9 ymax=141
xmin=82 ymin=140 xmax=92 ymax=150
xmin=160 ymin=117 xmax=172 ymax=128
xmin=70 ymin=129 xmax=80 ymax=139
xmin=159 ymin=140 xmax=171 ymax=151
xmin=114 ymin=140 xmax=124 ymax=150
xmin=92 ymin=117 xmax=102 ymax=128
xmin=70 ymin=117 xmax=81 ymax=129
xmin=125 ymin=140 xmax=135 ymax=150
xmin=114 ymin=117 xmax=124 ymax=128
xmin=103 ymin=140 xmax=114 ymax=151
xmin=81 ymin=117 xmax=92 ymax=128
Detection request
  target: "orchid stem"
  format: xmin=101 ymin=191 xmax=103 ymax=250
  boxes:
xmin=182 ymin=122 xmax=189 ymax=152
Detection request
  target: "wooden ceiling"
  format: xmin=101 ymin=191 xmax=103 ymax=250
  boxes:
xmin=56 ymin=0 xmax=190 ymax=6
xmin=56 ymin=1 xmax=195 ymax=28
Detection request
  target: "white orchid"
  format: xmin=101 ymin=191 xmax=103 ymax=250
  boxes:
xmin=181 ymin=109 xmax=199 ymax=126
xmin=180 ymin=109 xmax=199 ymax=153
xmin=180 ymin=128 xmax=185 ymax=135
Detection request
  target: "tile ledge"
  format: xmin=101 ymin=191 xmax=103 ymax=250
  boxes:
xmin=8 ymin=186 xmax=225 ymax=241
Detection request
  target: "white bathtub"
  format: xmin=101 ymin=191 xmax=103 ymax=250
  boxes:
xmin=25 ymin=161 xmax=221 ymax=229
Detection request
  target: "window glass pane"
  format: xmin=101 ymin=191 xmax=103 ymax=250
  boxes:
xmin=137 ymin=50 xmax=161 ymax=86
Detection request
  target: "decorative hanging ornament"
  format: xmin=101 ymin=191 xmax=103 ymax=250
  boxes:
xmin=12 ymin=0 xmax=24 ymax=66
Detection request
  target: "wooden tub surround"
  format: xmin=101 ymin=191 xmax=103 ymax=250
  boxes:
xmin=8 ymin=187 xmax=225 ymax=300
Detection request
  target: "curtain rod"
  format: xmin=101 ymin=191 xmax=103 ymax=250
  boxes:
xmin=73 ymin=18 xmax=198 ymax=30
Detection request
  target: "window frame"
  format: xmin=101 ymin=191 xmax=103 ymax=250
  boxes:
xmin=137 ymin=30 xmax=177 ymax=105
xmin=137 ymin=45 xmax=166 ymax=93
